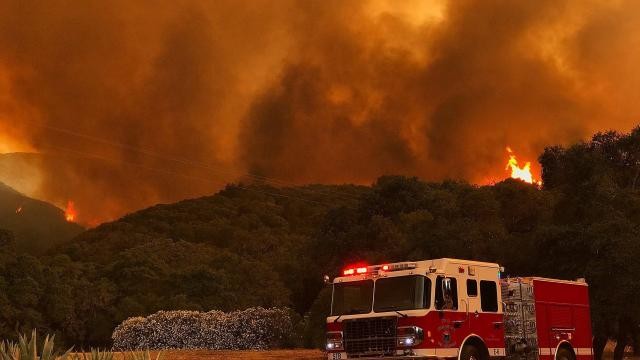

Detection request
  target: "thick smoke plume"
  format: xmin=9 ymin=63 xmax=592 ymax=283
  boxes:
xmin=1 ymin=0 xmax=639 ymax=223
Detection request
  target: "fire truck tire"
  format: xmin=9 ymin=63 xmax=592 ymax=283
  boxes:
xmin=461 ymin=344 xmax=483 ymax=360
xmin=556 ymin=347 xmax=575 ymax=360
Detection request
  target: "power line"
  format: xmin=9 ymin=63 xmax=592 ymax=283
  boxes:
xmin=27 ymin=121 xmax=363 ymax=202
xmin=42 ymin=144 xmax=345 ymax=209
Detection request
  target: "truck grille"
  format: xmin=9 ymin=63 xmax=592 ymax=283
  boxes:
xmin=343 ymin=317 xmax=397 ymax=357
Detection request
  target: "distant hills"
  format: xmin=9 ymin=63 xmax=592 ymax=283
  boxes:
xmin=0 ymin=151 xmax=231 ymax=224
xmin=0 ymin=181 xmax=84 ymax=254
xmin=0 ymin=152 xmax=43 ymax=198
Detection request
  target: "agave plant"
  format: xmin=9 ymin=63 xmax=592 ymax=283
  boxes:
xmin=0 ymin=330 xmax=71 ymax=360
xmin=0 ymin=340 xmax=20 ymax=360
xmin=124 ymin=350 xmax=162 ymax=360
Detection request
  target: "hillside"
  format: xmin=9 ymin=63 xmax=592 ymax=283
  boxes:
xmin=0 ymin=183 xmax=366 ymax=346
xmin=1 ymin=128 xmax=640 ymax=353
xmin=64 ymin=184 xmax=366 ymax=313
xmin=0 ymin=151 xmax=247 ymax=224
xmin=0 ymin=181 xmax=84 ymax=253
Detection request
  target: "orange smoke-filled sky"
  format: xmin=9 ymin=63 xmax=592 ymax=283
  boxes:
xmin=1 ymin=0 xmax=640 ymax=223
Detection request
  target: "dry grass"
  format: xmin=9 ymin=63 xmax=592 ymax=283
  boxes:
xmin=603 ymin=340 xmax=637 ymax=360
xmin=102 ymin=350 xmax=325 ymax=360
xmin=84 ymin=343 xmax=636 ymax=360
xmin=160 ymin=350 xmax=324 ymax=360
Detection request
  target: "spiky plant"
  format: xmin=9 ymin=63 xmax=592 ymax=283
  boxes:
xmin=0 ymin=340 xmax=20 ymax=360
xmin=124 ymin=350 xmax=162 ymax=360
xmin=0 ymin=330 xmax=71 ymax=360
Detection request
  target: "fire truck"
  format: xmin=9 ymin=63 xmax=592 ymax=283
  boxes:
xmin=325 ymin=258 xmax=593 ymax=360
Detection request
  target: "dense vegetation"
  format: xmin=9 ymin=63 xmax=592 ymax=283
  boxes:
xmin=1 ymin=128 xmax=640 ymax=359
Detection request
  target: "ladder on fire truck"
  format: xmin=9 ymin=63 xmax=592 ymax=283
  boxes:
xmin=502 ymin=278 xmax=539 ymax=360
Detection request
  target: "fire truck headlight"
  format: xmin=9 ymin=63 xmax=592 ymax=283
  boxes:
xmin=397 ymin=326 xmax=423 ymax=348
xmin=326 ymin=331 xmax=344 ymax=351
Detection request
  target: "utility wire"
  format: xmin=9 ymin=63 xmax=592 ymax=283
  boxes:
xmin=26 ymin=121 xmax=363 ymax=202
xmin=42 ymin=144 xmax=345 ymax=209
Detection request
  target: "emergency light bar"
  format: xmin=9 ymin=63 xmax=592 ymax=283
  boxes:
xmin=341 ymin=262 xmax=417 ymax=276
xmin=342 ymin=267 xmax=368 ymax=276
xmin=381 ymin=262 xmax=417 ymax=272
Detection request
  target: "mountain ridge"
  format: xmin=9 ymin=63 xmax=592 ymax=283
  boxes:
xmin=0 ymin=180 xmax=84 ymax=254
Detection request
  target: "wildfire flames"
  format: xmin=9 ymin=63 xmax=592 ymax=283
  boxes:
xmin=65 ymin=200 xmax=77 ymax=222
xmin=505 ymin=147 xmax=541 ymax=185
xmin=15 ymin=206 xmax=22 ymax=214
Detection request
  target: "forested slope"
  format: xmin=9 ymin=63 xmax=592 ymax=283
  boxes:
xmin=2 ymin=129 xmax=640 ymax=356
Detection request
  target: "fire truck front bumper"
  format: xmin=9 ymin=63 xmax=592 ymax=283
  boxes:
xmin=327 ymin=349 xmax=437 ymax=360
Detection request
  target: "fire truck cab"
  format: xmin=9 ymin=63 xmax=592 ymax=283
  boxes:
xmin=325 ymin=258 xmax=593 ymax=360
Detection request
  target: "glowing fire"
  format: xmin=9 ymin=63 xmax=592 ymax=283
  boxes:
xmin=505 ymin=147 xmax=541 ymax=185
xmin=15 ymin=206 xmax=22 ymax=214
xmin=65 ymin=201 xmax=77 ymax=222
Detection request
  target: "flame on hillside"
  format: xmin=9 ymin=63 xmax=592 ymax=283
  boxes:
xmin=505 ymin=147 xmax=541 ymax=186
xmin=15 ymin=206 xmax=22 ymax=214
xmin=65 ymin=200 xmax=77 ymax=222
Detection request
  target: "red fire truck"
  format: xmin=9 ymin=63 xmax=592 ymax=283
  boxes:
xmin=326 ymin=258 xmax=593 ymax=360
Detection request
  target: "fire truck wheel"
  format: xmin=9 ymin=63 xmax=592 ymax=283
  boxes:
xmin=556 ymin=347 xmax=575 ymax=360
xmin=461 ymin=344 xmax=483 ymax=360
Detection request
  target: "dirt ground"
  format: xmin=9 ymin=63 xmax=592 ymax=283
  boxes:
xmin=109 ymin=350 xmax=325 ymax=360
xmin=155 ymin=348 xmax=634 ymax=360
xmin=98 ymin=342 xmax=637 ymax=360
xmin=161 ymin=350 xmax=324 ymax=360
xmin=112 ymin=349 xmax=640 ymax=360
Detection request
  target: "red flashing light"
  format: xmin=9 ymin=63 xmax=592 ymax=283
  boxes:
xmin=342 ymin=264 xmax=369 ymax=276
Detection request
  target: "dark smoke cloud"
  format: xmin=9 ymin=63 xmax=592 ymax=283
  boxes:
xmin=0 ymin=0 xmax=639 ymax=223
xmin=0 ymin=0 xmax=291 ymax=222
xmin=241 ymin=0 xmax=610 ymax=184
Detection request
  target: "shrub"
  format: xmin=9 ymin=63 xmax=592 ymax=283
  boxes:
xmin=112 ymin=307 xmax=294 ymax=351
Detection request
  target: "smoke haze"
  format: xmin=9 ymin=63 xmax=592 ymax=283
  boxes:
xmin=1 ymin=0 xmax=639 ymax=223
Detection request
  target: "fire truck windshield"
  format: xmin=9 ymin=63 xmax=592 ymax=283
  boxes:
xmin=374 ymin=275 xmax=431 ymax=312
xmin=331 ymin=276 xmax=431 ymax=316
xmin=331 ymin=280 xmax=373 ymax=316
